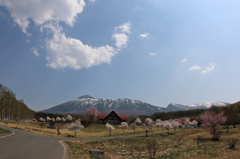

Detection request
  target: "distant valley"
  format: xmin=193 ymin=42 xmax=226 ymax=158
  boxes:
xmin=41 ymin=95 xmax=230 ymax=116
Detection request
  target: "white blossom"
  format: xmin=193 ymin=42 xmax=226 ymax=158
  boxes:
xmin=46 ymin=116 xmax=52 ymax=122
xmin=56 ymin=117 xmax=61 ymax=122
xmin=68 ymin=119 xmax=84 ymax=133
xmin=134 ymin=118 xmax=142 ymax=125
xmin=66 ymin=115 xmax=72 ymax=121
xmin=106 ymin=122 xmax=115 ymax=136
xmin=171 ymin=121 xmax=179 ymax=132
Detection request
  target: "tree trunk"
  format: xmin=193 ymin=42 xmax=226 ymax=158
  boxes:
xmin=233 ymin=124 xmax=236 ymax=128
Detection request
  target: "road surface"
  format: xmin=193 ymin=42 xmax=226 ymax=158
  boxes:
xmin=0 ymin=126 xmax=174 ymax=159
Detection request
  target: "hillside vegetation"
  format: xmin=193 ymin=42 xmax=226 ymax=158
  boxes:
xmin=0 ymin=83 xmax=34 ymax=121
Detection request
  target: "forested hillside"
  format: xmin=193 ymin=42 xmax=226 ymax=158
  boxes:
xmin=0 ymin=83 xmax=34 ymax=121
xmin=139 ymin=108 xmax=205 ymax=121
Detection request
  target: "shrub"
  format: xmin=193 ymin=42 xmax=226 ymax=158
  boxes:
xmin=146 ymin=138 xmax=158 ymax=159
xmin=228 ymin=137 xmax=238 ymax=149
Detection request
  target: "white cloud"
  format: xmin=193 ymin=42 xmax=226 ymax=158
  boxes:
xmin=112 ymin=33 xmax=129 ymax=49
xmin=31 ymin=47 xmax=39 ymax=57
xmin=89 ymin=0 xmax=95 ymax=2
xmin=202 ymin=63 xmax=216 ymax=73
xmin=44 ymin=23 xmax=118 ymax=70
xmin=181 ymin=58 xmax=187 ymax=63
xmin=112 ymin=22 xmax=131 ymax=49
xmin=150 ymin=51 xmax=158 ymax=56
xmin=0 ymin=0 xmax=85 ymax=35
xmin=1 ymin=0 xmax=131 ymax=70
xmin=189 ymin=65 xmax=201 ymax=71
xmin=114 ymin=23 xmax=131 ymax=34
xmin=139 ymin=33 xmax=149 ymax=38
xmin=26 ymin=40 xmax=30 ymax=43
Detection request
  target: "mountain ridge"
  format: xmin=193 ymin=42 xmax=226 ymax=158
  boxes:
xmin=41 ymin=95 xmax=230 ymax=115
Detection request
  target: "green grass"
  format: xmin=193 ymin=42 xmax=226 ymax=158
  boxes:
xmin=0 ymin=127 xmax=10 ymax=136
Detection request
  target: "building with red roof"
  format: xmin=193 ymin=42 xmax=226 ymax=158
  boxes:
xmin=98 ymin=111 xmax=128 ymax=124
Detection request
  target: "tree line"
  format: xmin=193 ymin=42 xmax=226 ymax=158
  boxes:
xmin=139 ymin=108 xmax=206 ymax=121
xmin=0 ymin=83 xmax=34 ymax=121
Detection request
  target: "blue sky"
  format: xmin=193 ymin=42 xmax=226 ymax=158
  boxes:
xmin=0 ymin=0 xmax=240 ymax=111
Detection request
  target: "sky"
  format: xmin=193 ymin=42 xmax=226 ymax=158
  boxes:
xmin=0 ymin=0 xmax=240 ymax=111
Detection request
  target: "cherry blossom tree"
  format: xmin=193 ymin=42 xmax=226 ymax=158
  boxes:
xmin=145 ymin=118 xmax=153 ymax=126
xmin=61 ymin=117 xmax=66 ymax=122
xmin=32 ymin=118 xmax=37 ymax=122
xmin=142 ymin=123 xmax=147 ymax=130
xmin=155 ymin=123 xmax=161 ymax=131
xmin=106 ymin=122 xmax=115 ymax=136
xmin=85 ymin=107 xmax=98 ymax=123
xmin=130 ymin=123 xmax=138 ymax=133
xmin=66 ymin=115 xmax=72 ymax=122
xmin=163 ymin=121 xmax=173 ymax=132
xmin=171 ymin=121 xmax=179 ymax=132
xmin=46 ymin=116 xmax=51 ymax=122
xmin=184 ymin=118 xmax=191 ymax=128
xmin=67 ymin=119 xmax=84 ymax=138
xmin=200 ymin=110 xmax=227 ymax=140
xmin=135 ymin=118 xmax=142 ymax=125
xmin=119 ymin=122 xmax=128 ymax=134
xmin=156 ymin=119 xmax=161 ymax=123
xmin=56 ymin=117 xmax=61 ymax=122
xmin=191 ymin=120 xmax=198 ymax=127
xmin=39 ymin=117 xmax=44 ymax=122
xmin=51 ymin=117 xmax=55 ymax=122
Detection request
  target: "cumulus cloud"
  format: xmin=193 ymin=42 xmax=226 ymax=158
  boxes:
xmin=1 ymin=0 xmax=131 ymax=70
xmin=112 ymin=23 xmax=131 ymax=49
xmin=139 ymin=33 xmax=149 ymax=38
xmin=89 ymin=0 xmax=95 ymax=2
xmin=26 ymin=40 xmax=30 ymax=43
xmin=202 ymin=63 xmax=216 ymax=73
xmin=0 ymin=0 xmax=85 ymax=35
xmin=43 ymin=23 xmax=118 ymax=70
xmin=31 ymin=47 xmax=39 ymax=57
xmin=189 ymin=65 xmax=201 ymax=71
xmin=150 ymin=51 xmax=158 ymax=56
xmin=181 ymin=58 xmax=187 ymax=63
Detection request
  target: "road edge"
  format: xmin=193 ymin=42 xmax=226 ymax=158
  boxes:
xmin=59 ymin=140 xmax=70 ymax=159
xmin=0 ymin=128 xmax=14 ymax=139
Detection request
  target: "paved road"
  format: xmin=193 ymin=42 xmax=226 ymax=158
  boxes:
xmin=0 ymin=126 xmax=174 ymax=159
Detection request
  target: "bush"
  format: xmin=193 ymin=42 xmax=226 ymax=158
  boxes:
xmin=228 ymin=137 xmax=238 ymax=149
xmin=146 ymin=138 xmax=158 ymax=159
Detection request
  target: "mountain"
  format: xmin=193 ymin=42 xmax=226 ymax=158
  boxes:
xmin=41 ymin=95 xmax=163 ymax=115
xmin=166 ymin=101 xmax=229 ymax=112
xmin=41 ymin=95 xmax=230 ymax=115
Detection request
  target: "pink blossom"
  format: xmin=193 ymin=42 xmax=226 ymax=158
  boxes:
xmin=85 ymin=107 xmax=98 ymax=122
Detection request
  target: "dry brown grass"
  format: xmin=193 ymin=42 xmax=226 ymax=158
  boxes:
xmin=66 ymin=126 xmax=240 ymax=159
xmin=0 ymin=121 xmax=166 ymax=138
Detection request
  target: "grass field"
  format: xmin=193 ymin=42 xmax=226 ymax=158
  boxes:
xmin=0 ymin=127 xmax=10 ymax=136
xmin=66 ymin=126 xmax=240 ymax=159
xmin=0 ymin=121 xmax=166 ymax=138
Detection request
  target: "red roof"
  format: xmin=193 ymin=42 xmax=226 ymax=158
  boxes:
xmin=98 ymin=112 xmax=128 ymax=121
xmin=98 ymin=114 xmax=108 ymax=120
xmin=118 ymin=115 xmax=128 ymax=121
